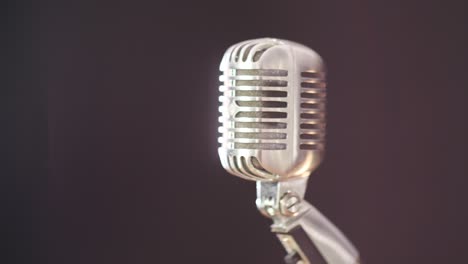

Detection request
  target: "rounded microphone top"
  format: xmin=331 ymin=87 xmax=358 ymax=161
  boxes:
xmin=218 ymin=38 xmax=326 ymax=181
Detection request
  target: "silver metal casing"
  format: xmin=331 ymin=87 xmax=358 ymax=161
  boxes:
xmin=218 ymin=38 xmax=326 ymax=181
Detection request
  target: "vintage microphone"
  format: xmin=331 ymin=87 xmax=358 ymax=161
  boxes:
xmin=217 ymin=38 xmax=360 ymax=264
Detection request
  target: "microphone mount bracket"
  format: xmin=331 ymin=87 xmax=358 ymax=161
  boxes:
xmin=256 ymin=178 xmax=360 ymax=264
xmin=256 ymin=177 xmax=308 ymax=219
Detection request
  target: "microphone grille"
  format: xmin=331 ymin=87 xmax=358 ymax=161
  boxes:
xmin=218 ymin=38 xmax=327 ymax=180
xmin=299 ymin=71 xmax=326 ymax=151
xmin=218 ymin=39 xmax=290 ymax=152
xmin=219 ymin=69 xmax=290 ymax=151
xmin=228 ymin=39 xmax=277 ymax=63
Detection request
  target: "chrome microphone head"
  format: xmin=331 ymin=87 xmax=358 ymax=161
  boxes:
xmin=218 ymin=38 xmax=326 ymax=181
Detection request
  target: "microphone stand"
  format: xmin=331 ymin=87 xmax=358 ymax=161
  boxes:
xmin=256 ymin=178 xmax=360 ymax=264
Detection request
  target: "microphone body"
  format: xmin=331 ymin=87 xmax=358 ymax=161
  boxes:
xmin=218 ymin=38 xmax=360 ymax=264
xmin=218 ymin=38 xmax=325 ymax=181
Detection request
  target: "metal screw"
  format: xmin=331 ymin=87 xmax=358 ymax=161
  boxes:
xmin=280 ymin=192 xmax=301 ymax=216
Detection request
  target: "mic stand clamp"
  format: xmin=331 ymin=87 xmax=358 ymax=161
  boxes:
xmin=256 ymin=178 xmax=360 ymax=264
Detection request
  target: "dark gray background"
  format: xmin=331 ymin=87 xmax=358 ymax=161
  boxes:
xmin=5 ymin=0 xmax=468 ymax=263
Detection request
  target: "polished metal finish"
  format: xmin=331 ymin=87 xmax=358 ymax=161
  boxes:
xmin=217 ymin=38 xmax=359 ymax=264
xmin=272 ymin=200 xmax=360 ymax=264
xmin=218 ymin=38 xmax=326 ymax=181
